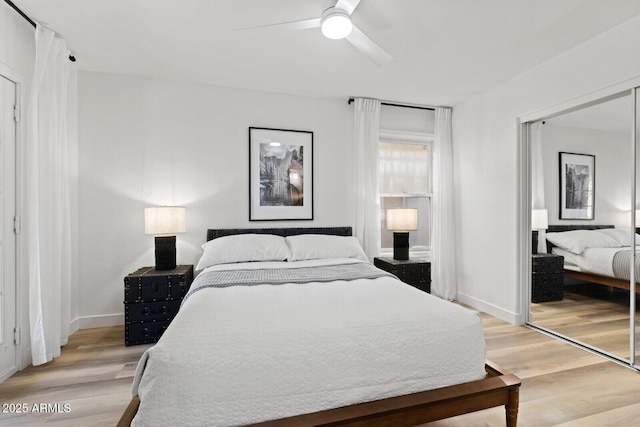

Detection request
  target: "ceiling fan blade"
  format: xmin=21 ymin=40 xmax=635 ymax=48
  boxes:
xmin=235 ymin=17 xmax=322 ymax=32
xmin=345 ymin=24 xmax=393 ymax=66
xmin=335 ymin=0 xmax=362 ymax=15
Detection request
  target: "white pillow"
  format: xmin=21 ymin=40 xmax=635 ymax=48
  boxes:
xmin=545 ymin=229 xmax=620 ymax=255
xmin=550 ymin=247 xmax=578 ymax=267
xmin=286 ymin=234 xmax=368 ymax=262
xmin=196 ymin=234 xmax=290 ymax=270
xmin=594 ymin=228 xmax=640 ymax=247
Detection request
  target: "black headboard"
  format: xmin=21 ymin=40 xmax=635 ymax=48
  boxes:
xmin=207 ymin=227 xmax=353 ymax=241
xmin=545 ymin=224 xmax=614 ymax=253
xmin=547 ymin=224 xmax=614 ymax=233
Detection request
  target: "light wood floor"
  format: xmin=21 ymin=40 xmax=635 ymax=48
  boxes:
xmin=1 ymin=305 xmax=640 ymax=427
xmin=531 ymin=285 xmax=639 ymax=360
xmin=0 ymin=328 xmax=152 ymax=426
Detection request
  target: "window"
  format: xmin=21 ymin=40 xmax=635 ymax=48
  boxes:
xmin=379 ymin=130 xmax=433 ymax=257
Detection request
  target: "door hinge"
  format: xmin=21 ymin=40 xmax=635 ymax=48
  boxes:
xmin=14 ymin=327 xmax=20 ymax=345
xmin=13 ymin=216 xmax=20 ymax=234
xmin=13 ymin=104 xmax=20 ymax=123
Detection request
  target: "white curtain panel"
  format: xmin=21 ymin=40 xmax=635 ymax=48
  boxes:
xmin=353 ymin=98 xmax=381 ymax=260
xmin=530 ymin=122 xmax=545 ymax=208
xmin=431 ymin=107 xmax=457 ymax=300
xmin=27 ymin=25 xmax=72 ymax=366
xmin=530 ymin=122 xmax=547 ymax=253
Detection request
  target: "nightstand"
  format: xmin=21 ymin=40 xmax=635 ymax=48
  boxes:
xmin=374 ymin=257 xmax=431 ymax=293
xmin=531 ymin=254 xmax=564 ymax=303
xmin=124 ymin=264 xmax=194 ymax=345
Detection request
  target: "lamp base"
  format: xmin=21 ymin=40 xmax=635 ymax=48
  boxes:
xmin=392 ymin=231 xmax=410 ymax=261
xmin=532 ymin=230 xmax=539 ymax=255
xmin=155 ymin=236 xmax=177 ymax=271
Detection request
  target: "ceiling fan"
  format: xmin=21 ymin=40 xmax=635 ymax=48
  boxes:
xmin=238 ymin=0 xmax=392 ymax=66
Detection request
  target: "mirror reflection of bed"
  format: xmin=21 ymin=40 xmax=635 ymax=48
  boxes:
xmin=527 ymin=90 xmax=640 ymax=365
xmin=531 ymin=225 xmax=639 ymax=359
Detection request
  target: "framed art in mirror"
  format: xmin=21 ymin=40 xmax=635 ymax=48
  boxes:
xmin=559 ymin=151 xmax=595 ymax=220
xmin=249 ymin=127 xmax=313 ymax=221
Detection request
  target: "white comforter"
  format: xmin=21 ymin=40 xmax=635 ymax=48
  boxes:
xmin=553 ymin=247 xmax=630 ymax=276
xmin=131 ymin=258 xmax=486 ymax=427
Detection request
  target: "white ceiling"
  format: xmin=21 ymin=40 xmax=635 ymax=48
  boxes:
xmin=13 ymin=0 xmax=640 ymax=106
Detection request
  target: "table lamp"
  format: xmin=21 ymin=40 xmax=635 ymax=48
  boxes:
xmin=531 ymin=209 xmax=548 ymax=254
xmin=145 ymin=206 xmax=186 ymax=270
xmin=387 ymin=208 xmax=418 ymax=261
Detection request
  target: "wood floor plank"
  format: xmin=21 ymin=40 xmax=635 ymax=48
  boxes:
xmin=553 ymin=401 xmax=640 ymax=427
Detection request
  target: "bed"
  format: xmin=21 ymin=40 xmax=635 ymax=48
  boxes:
xmin=546 ymin=224 xmax=639 ymax=291
xmin=118 ymin=227 xmax=520 ymax=427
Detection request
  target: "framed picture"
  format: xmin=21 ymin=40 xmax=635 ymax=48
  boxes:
xmin=249 ymin=127 xmax=313 ymax=221
xmin=559 ymin=152 xmax=595 ymax=220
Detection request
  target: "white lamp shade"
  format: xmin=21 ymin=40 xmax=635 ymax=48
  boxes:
xmin=387 ymin=208 xmax=418 ymax=231
xmin=145 ymin=206 xmax=186 ymax=235
xmin=321 ymin=8 xmax=352 ymax=39
xmin=531 ymin=209 xmax=548 ymax=230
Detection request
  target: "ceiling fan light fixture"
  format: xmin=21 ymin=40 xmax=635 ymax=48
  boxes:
xmin=321 ymin=8 xmax=352 ymax=40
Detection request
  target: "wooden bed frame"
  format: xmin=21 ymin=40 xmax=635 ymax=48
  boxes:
xmin=118 ymin=361 xmax=520 ymax=427
xmin=562 ymin=269 xmax=632 ymax=291
xmin=117 ymin=227 xmax=521 ymax=426
xmin=547 ymin=224 xmax=636 ymax=291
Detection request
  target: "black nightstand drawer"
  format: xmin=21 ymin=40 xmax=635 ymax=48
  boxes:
xmin=125 ymin=300 xmax=182 ymax=323
xmin=532 ymin=288 xmax=563 ymax=303
xmin=399 ymin=264 xmax=430 ymax=286
xmin=532 ymin=255 xmax=563 ymax=273
xmin=374 ymin=257 xmax=431 ymax=293
xmin=124 ymin=265 xmax=193 ymax=302
xmin=532 ymin=274 xmax=563 ymax=287
xmin=125 ymin=320 xmax=171 ymax=345
xmin=124 ymin=273 xmax=171 ymax=301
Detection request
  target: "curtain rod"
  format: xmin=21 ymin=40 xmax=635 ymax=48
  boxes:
xmin=347 ymin=97 xmax=435 ymax=111
xmin=4 ymin=0 xmax=76 ymax=62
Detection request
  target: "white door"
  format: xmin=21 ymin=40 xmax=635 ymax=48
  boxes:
xmin=0 ymin=74 xmax=17 ymax=381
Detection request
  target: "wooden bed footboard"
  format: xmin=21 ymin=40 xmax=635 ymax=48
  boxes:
xmin=117 ymin=361 xmax=521 ymax=427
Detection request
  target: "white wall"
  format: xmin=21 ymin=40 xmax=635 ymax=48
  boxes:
xmin=0 ymin=4 xmax=34 ymax=79
xmin=77 ymin=72 xmax=354 ymax=325
xmin=452 ymin=14 xmax=640 ymax=323
xmin=542 ymin=124 xmax=631 ymax=227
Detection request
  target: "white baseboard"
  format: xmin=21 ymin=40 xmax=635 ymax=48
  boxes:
xmin=69 ymin=317 xmax=80 ymax=335
xmin=78 ymin=313 xmax=124 ymax=329
xmin=456 ymin=292 xmax=525 ymax=326
xmin=0 ymin=367 xmax=17 ymax=384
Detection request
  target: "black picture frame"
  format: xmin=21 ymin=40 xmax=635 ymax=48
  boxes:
xmin=249 ymin=127 xmax=313 ymax=221
xmin=559 ymin=152 xmax=595 ymax=220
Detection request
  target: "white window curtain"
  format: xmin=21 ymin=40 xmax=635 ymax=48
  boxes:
xmin=530 ymin=122 xmax=547 ymax=253
xmin=353 ymin=98 xmax=382 ymax=260
xmin=27 ymin=24 xmax=72 ymax=366
xmin=431 ymin=107 xmax=456 ymax=300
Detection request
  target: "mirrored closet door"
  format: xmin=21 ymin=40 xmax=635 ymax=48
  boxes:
xmin=526 ymin=89 xmax=639 ymax=368
xmin=635 ymin=88 xmax=640 ymax=365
